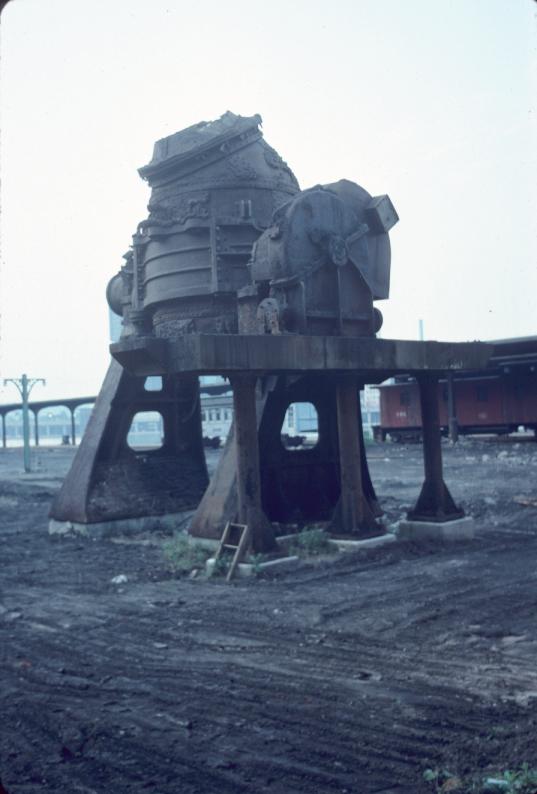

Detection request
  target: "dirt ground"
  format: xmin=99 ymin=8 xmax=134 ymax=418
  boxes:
xmin=1 ymin=437 xmax=537 ymax=793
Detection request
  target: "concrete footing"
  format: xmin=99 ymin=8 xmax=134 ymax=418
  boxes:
xmin=206 ymin=555 xmax=300 ymax=579
xmin=332 ymin=533 xmax=397 ymax=551
xmin=48 ymin=511 xmax=194 ymax=540
xmin=396 ymin=516 xmax=475 ymax=542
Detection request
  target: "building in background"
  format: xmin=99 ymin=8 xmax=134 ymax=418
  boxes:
xmin=361 ymin=385 xmax=381 ymax=434
xmin=283 ymin=386 xmax=380 ymax=444
xmin=201 ymin=392 xmax=234 ymax=441
xmin=1 ymin=381 xmax=380 ymax=449
xmin=0 ymin=313 xmax=377 ymax=451
xmin=3 ymin=405 xmax=93 ymax=447
xmin=108 ymin=304 xmax=380 ymax=445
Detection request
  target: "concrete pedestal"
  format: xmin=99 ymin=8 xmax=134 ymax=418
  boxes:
xmin=396 ymin=517 xmax=475 ymax=542
xmin=332 ymin=533 xmax=397 ymax=551
xmin=206 ymin=555 xmax=300 ymax=579
xmin=48 ymin=510 xmax=194 ymax=540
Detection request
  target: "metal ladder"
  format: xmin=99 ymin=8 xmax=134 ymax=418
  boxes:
xmin=214 ymin=522 xmax=250 ymax=582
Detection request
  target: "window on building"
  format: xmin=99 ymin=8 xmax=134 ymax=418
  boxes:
xmin=208 ymin=411 xmax=213 ymax=421
xmin=201 ymin=411 xmax=206 ymax=421
xmin=224 ymin=410 xmax=229 ymax=420
xmin=215 ymin=410 xmax=221 ymax=421
xmin=281 ymin=403 xmax=319 ymax=450
xmin=127 ymin=411 xmax=164 ymax=451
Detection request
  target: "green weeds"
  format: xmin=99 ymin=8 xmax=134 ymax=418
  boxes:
xmin=286 ymin=528 xmax=337 ymax=557
xmin=211 ymin=553 xmax=232 ymax=577
xmin=162 ymin=533 xmax=212 ymax=574
xmin=423 ymin=764 xmax=537 ymax=794
xmin=490 ymin=765 xmax=537 ymax=793
xmin=423 ymin=768 xmax=460 ymax=793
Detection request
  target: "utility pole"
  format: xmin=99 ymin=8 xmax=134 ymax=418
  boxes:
xmin=3 ymin=374 xmax=46 ymax=473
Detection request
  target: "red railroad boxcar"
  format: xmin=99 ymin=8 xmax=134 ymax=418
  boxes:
xmin=375 ymin=337 xmax=537 ymax=441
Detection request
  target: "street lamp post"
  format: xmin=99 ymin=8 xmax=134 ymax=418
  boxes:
xmin=3 ymin=374 xmax=46 ymax=473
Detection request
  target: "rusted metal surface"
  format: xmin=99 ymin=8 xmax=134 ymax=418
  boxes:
xmin=407 ymin=375 xmax=464 ymax=522
xmin=189 ymin=372 xmax=382 ymax=538
xmin=53 ymin=112 xmax=493 ymax=541
xmin=112 ymin=334 xmax=492 ymax=378
xmin=50 ymin=361 xmax=208 ymax=524
xmin=107 ymin=112 xmax=298 ymax=340
xmin=331 ymin=375 xmax=378 ymax=532
xmin=446 ymin=373 xmax=459 ymax=442
xmin=248 ymin=181 xmax=396 ymax=336
xmin=377 ymin=336 xmax=537 ymax=439
xmin=230 ymin=375 xmax=276 ymax=552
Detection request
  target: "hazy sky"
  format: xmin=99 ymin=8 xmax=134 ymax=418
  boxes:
xmin=1 ymin=0 xmax=535 ymax=400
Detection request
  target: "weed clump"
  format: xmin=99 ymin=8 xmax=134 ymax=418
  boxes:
xmin=423 ymin=763 xmax=537 ymax=793
xmin=210 ymin=553 xmax=233 ymax=577
xmin=163 ymin=533 xmax=212 ymax=574
xmin=485 ymin=765 xmax=537 ymax=794
xmin=286 ymin=528 xmax=336 ymax=557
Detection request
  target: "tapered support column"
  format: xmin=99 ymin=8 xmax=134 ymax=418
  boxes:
xmin=50 ymin=363 xmax=209 ymax=526
xmin=357 ymin=391 xmax=383 ymax=517
xmin=447 ymin=373 xmax=459 ymax=443
xmin=331 ymin=375 xmax=379 ymax=535
xmin=231 ymin=375 xmax=276 ymax=553
xmin=70 ymin=408 xmax=76 ymax=446
xmin=408 ymin=374 xmax=463 ymax=522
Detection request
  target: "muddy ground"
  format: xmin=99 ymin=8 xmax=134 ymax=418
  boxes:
xmin=1 ymin=438 xmax=537 ymax=793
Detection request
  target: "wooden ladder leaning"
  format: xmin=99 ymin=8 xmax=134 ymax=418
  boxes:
xmin=214 ymin=522 xmax=251 ymax=582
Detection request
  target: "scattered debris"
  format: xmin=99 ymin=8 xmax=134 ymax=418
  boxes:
xmin=2 ymin=439 xmax=537 ymax=793
xmin=513 ymin=496 xmax=537 ymax=508
xmin=3 ymin=611 xmax=23 ymax=623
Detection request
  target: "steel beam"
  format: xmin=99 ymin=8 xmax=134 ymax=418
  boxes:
xmin=231 ymin=375 xmax=276 ymax=553
xmin=408 ymin=374 xmax=463 ymax=522
xmin=331 ymin=375 xmax=378 ymax=534
xmin=446 ymin=373 xmax=459 ymax=443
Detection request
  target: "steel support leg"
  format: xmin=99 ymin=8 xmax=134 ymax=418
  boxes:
xmin=231 ymin=375 xmax=276 ymax=553
xmin=331 ymin=375 xmax=378 ymax=534
xmin=357 ymin=393 xmax=383 ymax=517
xmin=408 ymin=374 xmax=463 ymax=522
xmin=447 ymin=373 xmax=459 ymax=443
